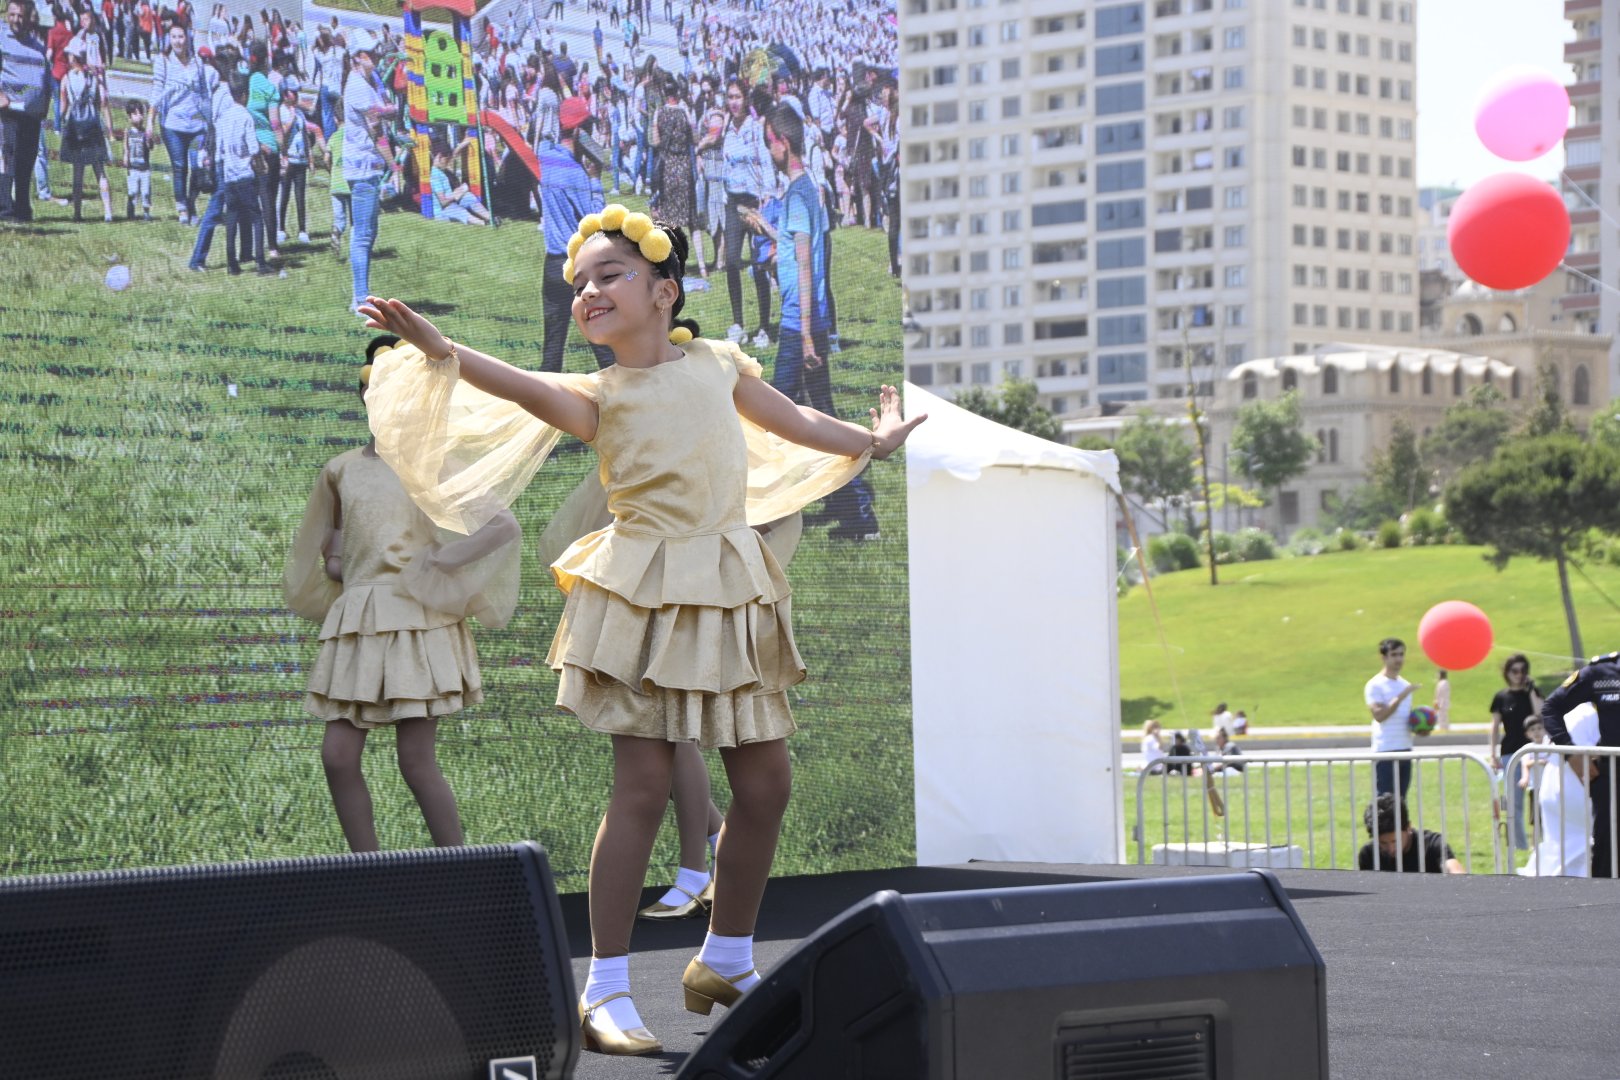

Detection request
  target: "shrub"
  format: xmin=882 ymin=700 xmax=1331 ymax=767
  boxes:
xmin=1236 ymin=527 xmax=1278 ymax=562
xmin=1376 ymin=520 xmax=1403 ymax=549
xmin=1147 ymin=532 xmax=1202 ymax=573
xmin=1335 ymin=528 xmax=1364 ymax=552
xmin=1209 ymin=531 xmax=1239 ymax=564
xmin=1405 ymin=507 xmax=1444 ymax=546
xmin=1287 ymin=527 xmax=1326 ymax=557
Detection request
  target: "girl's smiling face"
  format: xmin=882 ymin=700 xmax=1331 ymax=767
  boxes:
xmin=570 ymin=233 xmax=677 ymax=348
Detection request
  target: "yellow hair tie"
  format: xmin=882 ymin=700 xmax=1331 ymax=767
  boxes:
xmin=359 ymin=363 xmax=373 ymax=386
xmin=668 ymin=327 xmax=693 ymax=345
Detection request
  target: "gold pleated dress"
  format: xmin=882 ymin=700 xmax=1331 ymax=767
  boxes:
xmin=283 ymin=449 xmax=521 ymax=729
xmin=365 ymin=338 xmax=871 ymax=749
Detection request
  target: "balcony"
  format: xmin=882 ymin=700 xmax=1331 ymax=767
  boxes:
xmin=1568 ymin=80 xmax=1601 ymax=100
xmin=1566 ymin=122 xmax=1601 ymax=142
xmin=1565 ymin=0 xmax=1601 ymax=11
xmin=1565 ymin=163 xmax=1600 ymax=182
xmin=1561 ymin=293 xmax=1600 ymax=311
xmin=1566 ymin=249 xmax=1601 ymax=271
xmin=1572 ymin=207 xmax=1600 ymax=226
xmin=1565 ymin=38 xmax=1602 ymax=59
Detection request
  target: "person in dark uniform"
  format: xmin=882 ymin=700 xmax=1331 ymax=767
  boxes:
xmin=1539 ymin=652 xmax=1620 ymax=879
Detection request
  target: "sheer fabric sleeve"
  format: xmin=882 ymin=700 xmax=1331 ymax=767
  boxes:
xmin=283 ymin=461 xmax=344 ymax=623
xmin=367 ymin=342 xmax=599 ymax=535
xmin=721 ymin=342 xmax=875 ymax=526
xmin=395 ymin=509 xmax=524 ymax=629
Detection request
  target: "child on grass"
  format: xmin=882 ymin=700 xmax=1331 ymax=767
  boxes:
xmin=283 ymin=335 xmax=522 ymax=854
xmin=120 ymin=101 xmax=152 ymax=220
xmin=358 ymin=205 xmax=923 ymax=1055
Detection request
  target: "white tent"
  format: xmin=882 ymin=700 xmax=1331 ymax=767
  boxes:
xmin=904 ymin=385 xmax=1123 ymax=866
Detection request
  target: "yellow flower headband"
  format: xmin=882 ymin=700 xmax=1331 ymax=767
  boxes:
xmin=563 ymin=204 xmax=691 ymax=345
xmin=561 ymin=204 xmax=674 ymax=285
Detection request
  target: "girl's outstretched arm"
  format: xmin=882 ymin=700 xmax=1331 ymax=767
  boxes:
xmin=734 ymin=378 xmax=925 ymax=459
xmin=359 ymin=296 xmax=600 ymax=440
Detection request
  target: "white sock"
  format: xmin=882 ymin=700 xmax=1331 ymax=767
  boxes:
xmin=656 ymin=865 xmax=711 ymax=906
xmin=582 ymin=955 xmax=646 ymax=1032
xmin=697 ymin=932 xmax=761 ymax=990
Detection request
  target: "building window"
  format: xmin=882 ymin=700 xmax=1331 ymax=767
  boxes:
xmin=1452 ymin=367 xmax=1464 ymax=397
xmin=1242 ymin=371 xmax=1259 ymax=400
xmin=1323 ymin=365 xmax=1338 ymax=394
xmin=1420 ymin=364 xmax=1432 ymax=395
xmin=1282 ymin=368 xmax=1299 ymax=391
xmin=1388 ymin=364 xmax=1400 ymax=394
xmin=1329 ymin=429 xmax=1339 ymax=463
xmin=1574 ymin=365 xmax=1591 ymax=406
xmin=1280 ymin=491 xmax=1300 ymax=526
xmin=1004 ymin=323 xmax=1023 ymax=345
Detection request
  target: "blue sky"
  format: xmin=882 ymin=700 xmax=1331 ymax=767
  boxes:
xmin=1417 ymin=0 xmax=1573 ymax=189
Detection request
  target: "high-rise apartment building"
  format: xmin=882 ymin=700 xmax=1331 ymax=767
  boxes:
xmin=1562 ymin=0 xmax=1618 ymax=385
xmin=900 ymin=0 xmax=1420 ymax=424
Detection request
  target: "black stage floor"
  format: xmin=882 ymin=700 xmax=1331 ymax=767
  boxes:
xmin=561 ymin=862 xmax=1620 ymax=1080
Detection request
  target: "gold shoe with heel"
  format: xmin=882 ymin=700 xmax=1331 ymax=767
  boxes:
xmin=637 ymin=878 xmax=714 ymax=921
xmin=579 ymin=992 xmax=661 ymax=1056
xmin=681 ymin=957 xmax=757 ymax=1016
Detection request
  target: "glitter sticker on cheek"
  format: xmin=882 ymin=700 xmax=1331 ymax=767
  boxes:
xmin=625 ymin=271 xmax=639 ymax=282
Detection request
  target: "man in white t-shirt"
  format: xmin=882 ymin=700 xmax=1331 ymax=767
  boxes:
xmin=1365 ymin=637 xmax=1420 ymax=798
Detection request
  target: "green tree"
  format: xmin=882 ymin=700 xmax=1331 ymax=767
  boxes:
xmin=952 ymin=377 xmax=1064 ymax=442
xmin=1229 ymin=391 xmax=1318 ymax=523
xmin=1074 ymin=434 xmax=1114 ymax=452
xmin=1587 ymin=401 xmax=1620 ymax=451
xmin=1115 ymin=412 xmax=1196 ymax=531
xmin=1445 ymin=433 xmax=1620 ymax=662
xmin=1523 ymin=362 xmax=1573 ymax=438
xmin=1368 ymin=417 xmax=1429 ymax=514
xmin=1422 ymin=385 xmax=1512 ymax=485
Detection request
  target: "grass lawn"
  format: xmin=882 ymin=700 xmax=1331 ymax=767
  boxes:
xmin=1 ymin=157 xmax=911 ymax=885
xmin=1125 ymin=757 xmax=1511 ymax=876
xmin=1118 ymin=545 xmax=1620 ymax=732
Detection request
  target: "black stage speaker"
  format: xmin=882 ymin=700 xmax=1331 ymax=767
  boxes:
xmin=0 ymin=842 xmax=578 ymax=1080
xmin=677 ymin=869 xmax=1326 ymax=1080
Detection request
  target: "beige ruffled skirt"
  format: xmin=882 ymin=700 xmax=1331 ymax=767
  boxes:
xmin=303 ymin=582 xmax=484 ymax=729
xmin=547 ymin=524 xmax=804 ymax=747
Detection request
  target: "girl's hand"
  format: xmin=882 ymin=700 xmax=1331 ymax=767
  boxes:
xmin=868 ymin=384 xmax=925 ymax=460
xmin=358 ymin=296 xmax=453 ymax=360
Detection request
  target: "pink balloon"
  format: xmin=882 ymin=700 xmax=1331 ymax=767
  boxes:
xmin=1447 ymin=173 xmax=1569 ymax=291
xmin=1475 ymin=67 xmax=1570 ymax=162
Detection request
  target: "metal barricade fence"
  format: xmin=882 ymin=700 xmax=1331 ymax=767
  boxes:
xmin=1133 ymin=750 xmax=1503 ymax=874
xmin=1502 ymin=743 xmax=1620 ymax=879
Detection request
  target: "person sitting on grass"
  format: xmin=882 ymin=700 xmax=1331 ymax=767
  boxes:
xmin=428 ymin=135 xmax=491 ymax=225
xmin=1357 ymin=793 xmax=1466 ymax=874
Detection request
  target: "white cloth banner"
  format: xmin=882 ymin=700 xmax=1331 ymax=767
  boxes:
xmin=905 ymin=385 xmax=1123 ymax=865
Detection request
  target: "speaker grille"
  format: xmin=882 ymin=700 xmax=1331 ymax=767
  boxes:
xmin=0 ymin=844 xmax=569 ymax=1079
xmin=1057 ymin=1016 xmax=1214 ymax=1080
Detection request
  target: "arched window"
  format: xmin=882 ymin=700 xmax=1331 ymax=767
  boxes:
xmin=1549 ymin=365 xmax=1562 ymax=401
xmin=1329 ymin=429 xmax=1339 ymax=463
xmin=1282 ymin=367 xmax=1299 ymax=391
xmin=1452 ymin=366 xmax=1464 ymax=396
xmin=1483 ymin=365 xmax=1494 ymax=386
xmin=1388 ymin=363 xmax=1401 ymax=394
xmin=1574 ymin=365 xmax=1591 ymax=406
xmin=1458 ymin=313 xmax=1483 ymax=336
xmin=1322 ymin=364 xmax=1339 ymax=394
xmin=1510 ymin=370 xmax=1522 ymax=399
xmin=1316 ymin=429 xmax=1327 ymax=463
xmin=1498 ymin=313 xmax=1517 ymax=333
xmin=1242 ymin=371 xmax=1259 ymax=400
xmin=1420 ymin=364 xmax=1432 ymax=395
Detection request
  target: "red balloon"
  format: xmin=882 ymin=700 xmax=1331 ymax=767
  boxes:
xmin=1418 ymin=601 xmax=1494 ymax=671
xmin=1447 ymin=173 xmax=1569 ymax=291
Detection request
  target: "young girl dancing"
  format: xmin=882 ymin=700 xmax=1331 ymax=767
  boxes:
xmin=284 ymin=336 xmax=522 ymax=853
xmin=359 ymin=206 xmax=922 ymax=1056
